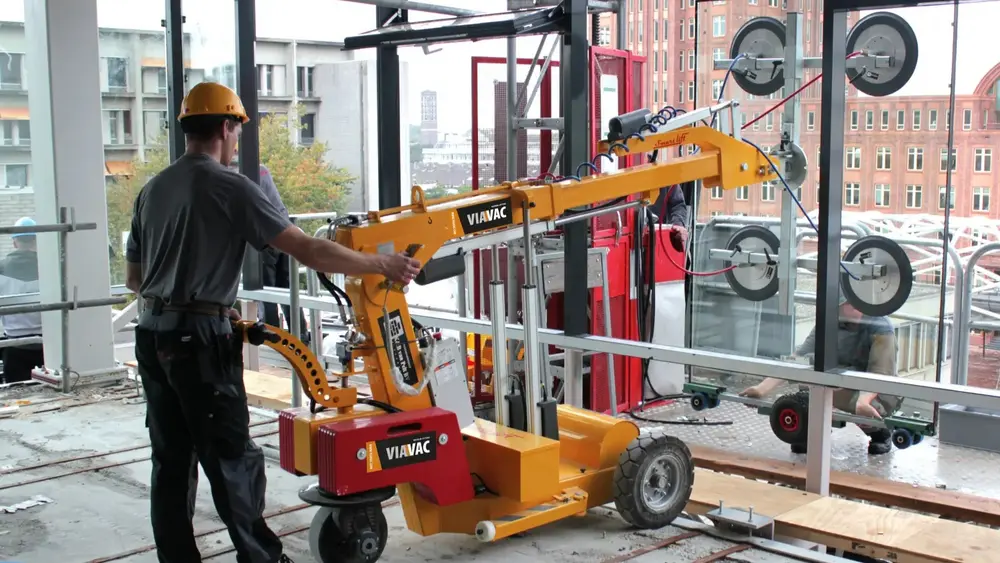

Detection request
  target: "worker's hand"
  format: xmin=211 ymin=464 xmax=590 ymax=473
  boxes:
xmin=855 ymin=399 xmax=883 ymax=420
xmin=671 ymin=225 xmax=688 ymax=245
xmin=669 ymin=225 xmax=688 ymax=253
xmin=227 ymin=308 xmax=242 ymax=322
xmin=739 ymin=385 xmax=764 ymax=400
xmin=381 ymin=252 xmax=421 ymax=284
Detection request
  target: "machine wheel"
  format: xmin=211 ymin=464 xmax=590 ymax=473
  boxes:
xmin=770 ymin=392 xmax=809 ymax=446
xmin=309 ymin=504 xmax=388 ymax=563
xmin=707 ymin=395 xmax=721 ymax=409
xmin=690 ymin=392 xmax=708 ymax=411
xmin=891 ymin=428 xmax=914 ymax=450
xmin=912 ymin=433 xmax=924 ymax=446
xmin=613 ymin=430 xmax=694 ymax=529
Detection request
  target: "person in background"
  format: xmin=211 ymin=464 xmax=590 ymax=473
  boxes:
xmin=740 ymin=288 xmax=900 ymax=456
xmin=653 ymin=183 xmax=689 ymax=252
xmin=0 ymin=217 xmax=43 ymax=384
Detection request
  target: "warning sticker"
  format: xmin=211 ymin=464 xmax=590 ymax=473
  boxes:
xmin=377 ymin=309 xmax=418 ymax=385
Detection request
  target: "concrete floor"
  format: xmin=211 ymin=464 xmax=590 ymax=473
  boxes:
xmin=0 ymin=384 xmax=811 ymax=563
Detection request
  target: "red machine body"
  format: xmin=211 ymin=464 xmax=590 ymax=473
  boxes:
xmin=316 ymin=407 xmax=475 ymax=507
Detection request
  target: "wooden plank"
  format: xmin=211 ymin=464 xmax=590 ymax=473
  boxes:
xmin=243 ymin=369 xmax=293 ymax=410
xmin=777 ymin=496 xmax=998 ymax=563
xmin=690 ymin=444 xmax=1000 ymax=527
xmin=687 ymin=468 xmax=819 ymax=518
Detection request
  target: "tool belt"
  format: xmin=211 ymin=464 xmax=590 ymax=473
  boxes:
xmin=144 ymin=297 xmax=229 ymax=318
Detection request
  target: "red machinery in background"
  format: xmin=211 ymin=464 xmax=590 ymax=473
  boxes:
xmin=468 ymin=47 xmax=685 ymax=415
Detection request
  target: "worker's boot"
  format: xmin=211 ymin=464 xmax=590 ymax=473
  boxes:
xmin=789 ymin=443 xmax=807 ymax=454
xmin=866 ymin=429 xmax=892 ymax=456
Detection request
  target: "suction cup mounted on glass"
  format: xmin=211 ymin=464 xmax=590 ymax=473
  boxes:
xmin=723 ymin=225 xmax=781 ymax=302
xmin=840 ymin=235 xmax=913 ymax=317
xmin=729 ymin=17 xmax=787 ymax=97
xmin=846 ymin=12 xmax=919 ymax=97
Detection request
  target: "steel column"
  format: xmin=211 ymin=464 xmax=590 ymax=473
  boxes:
xmin=561 ymin=0 xmax=591 ymax=396
xmin=235 ymin=0 xmax=264 ymax=290
xmin=506 ymin=38 xmax=519 ymax=183
xmin=164 ymin=0 xmax=185 ymax=161
xmin=777 ymin=13 xmax=803 ymax=354
xmin=615 ymin=0 xmax=626 ymax=49
xmin=376 ymin=7 xmax=407 ymax=210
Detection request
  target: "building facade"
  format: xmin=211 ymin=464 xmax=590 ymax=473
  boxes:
xmin=420 ymin=89 xmax=439 ymax=147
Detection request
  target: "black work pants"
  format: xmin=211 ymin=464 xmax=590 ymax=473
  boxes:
xmin=135 ymin=327 xmax=283 ymax=563
xmin=1 ymin=342 xmax=44 ymax=383
xmin=261 ymin=250 xmax=308 ymax=337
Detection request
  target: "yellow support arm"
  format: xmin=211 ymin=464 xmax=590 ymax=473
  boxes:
xmin=328 ymin=123 xmax=775 ymax=412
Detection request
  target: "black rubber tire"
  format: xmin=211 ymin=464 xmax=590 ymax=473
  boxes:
xmin=891 ymin=428 xmax=913 ymax=450
xmin=770 ymin=391 xmax=810 ymax=445
xmin=312 ymin=505 xmax=389 ymax=563
xmin=691 ymin=393 xmax=707 ymax=411
xmin=613 ymin=429 xmax=694 ymax=530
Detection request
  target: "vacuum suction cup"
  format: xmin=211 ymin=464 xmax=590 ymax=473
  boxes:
xmin=846 ymin=12 xmax=918 ymax=97
xmin=724 ymin=225 xmax=781 ymax=302
xmin=729 ymin=17 xmax=787 ymax=96
xmin=782 ymin=143 xmax=808 ymax=188
xmin=840 ymin=235 xmax=913 ymax=317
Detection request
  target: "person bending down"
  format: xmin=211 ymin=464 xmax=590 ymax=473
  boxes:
xmin=740 ymin=290 xmax=901 ymax=456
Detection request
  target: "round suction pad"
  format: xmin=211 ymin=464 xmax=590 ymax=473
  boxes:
xmin=729 ymin=17 xmax=787 ymax=97
xmin=724 ymin=225 xmax=781 ymax=302
xmin=840 ymin=235 xmax=913 ymax=317
xmin=846 ymin=11 xmax=918 ymax=97
xmin=783 ymin=143 xmax=809 ymax=188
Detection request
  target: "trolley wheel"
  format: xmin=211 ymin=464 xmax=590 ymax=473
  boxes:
xmin=690 ymin=392 xmax=708 ymax=411
xmin=912 ymin=433 xmax=924 ymax=446
xmin=769 ymin=392 xmax=809 ymax=445
xmin=613 ymin=429 xmax=694 ymax=530
xmin=891 ymin=428 xmax=914 ymax=450
xmin=309 ymin=503 xmax=388 ymax=563
xmin=707 ymin=395 xmax=721 ymax=409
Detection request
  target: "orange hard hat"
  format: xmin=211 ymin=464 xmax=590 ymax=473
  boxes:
xmin=178 ymin=82 xmax=249 ymax=123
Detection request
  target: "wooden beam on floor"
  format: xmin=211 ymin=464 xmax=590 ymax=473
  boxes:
xmin=690 ymin=444 xmax=1000 ymax=527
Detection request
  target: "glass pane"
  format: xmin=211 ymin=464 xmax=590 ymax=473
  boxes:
xmin=100 ymin=1 xmax=166 ymax=287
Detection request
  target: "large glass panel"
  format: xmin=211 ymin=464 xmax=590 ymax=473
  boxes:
xmin=100 ymin=2 xmax=166 ymax=287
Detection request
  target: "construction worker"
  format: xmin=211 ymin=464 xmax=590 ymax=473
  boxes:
xmin=124 ymin=82 xmax=419 ymax=563
xmin=740 ymin=287 xmax=900 ymax=456
xmin=0 ymin=217 xmax=43 ymax=384
xmin=653 ymin=183 xmax=689 ymax=251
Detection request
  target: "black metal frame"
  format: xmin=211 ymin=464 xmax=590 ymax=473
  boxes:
xmin=376 ymin=7 xmax=407 ymax=210
xmin=163 ymin=0 xmax=185 ymax=161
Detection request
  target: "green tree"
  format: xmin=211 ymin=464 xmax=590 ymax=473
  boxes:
xmin=106 ymin=105 xmax=355 ymax=285
xmin=409 ymin=124 xmax=423 ymax=164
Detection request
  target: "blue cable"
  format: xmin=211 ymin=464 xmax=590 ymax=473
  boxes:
xmin=741 ymin=138 xmax=860 ymax=281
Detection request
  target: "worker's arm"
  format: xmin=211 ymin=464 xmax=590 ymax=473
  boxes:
xmin=858 ymin=331 xmax=897 ymax=407
xmin=666 ymin=186 xmax=689 ymax=228
xmin=124 ymin=191 xmax=144 ymax=294
xmin=227 ymin=176 xmax=419 ymax=283
xmin=740 ymin=327 xmax=817 ymax=399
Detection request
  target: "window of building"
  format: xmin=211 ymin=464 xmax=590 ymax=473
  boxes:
xmin=688 ymin=50 xmax=695 ymax=71
xmin=762 ymin=180 xmax=776 ymax=202
xmin=768 ymin=0 xmax=778 ymax=6
xmin=975 ymin=148 xmax=992 ymax=173
xmin=711 ymin=79 xmax=723 ymax=100
xmin=679 ymin=21 xmax=684 ymax=41
xmin=850 ymin=110 xmax=859 ymax=130
xmin=906 ymin=185 xmax=922 ymax=209
xmin=653 ymin=51 xmax=659 ymax=70
xmin=689 ymin=0 xmax=695 ymax=7
xmin=711 ymin=186 xmax=723 ymax=199
xmin=896 ymin=110 xmax=905 ymax=130
xmin=0 ymin=53 xmax=24 ymax=90
xmin=663 ymin=49 xmax=668 ymax=71
xmin=3 ymin=164 xmax=28 ymax=188
xmin=764 ymin=112 xmax=773 ymax=131
xmin=963 ymin=108 xmax=973 ymax=131
xmin=103 ymin=109 xmax=133 ymax=145
xmin=15 ymin=120 xmax=29 ymax=146
xmin=845 ymin=182 xmax=861 ymax=206
xmin=945 ymin=110 xmax=951 ymax=131
xmin=876 ymin=146 xmax=891 ymax=170
xmin=105 ymin=56 xmax=128 ymax=92
xmin=143 ymin=110 xmax=167 ymax=144
xmin=912 ymin=109 xmax=921 ymax=130
xmin=880 ymin=110 xmax=889 ymax=130
xmin=928 ymin=109 xmax=938 ymax=130
xmin=939 ymin=185 xmax=955 ymax=210
xmin=155 ymin=67 xmax=167 ymax=94
xmin=663 ymin=87 xmax=668 ymax=104
xmin=653 ymin=84 xmax=659 ymax=104
xmin=845 ymin=147 xmax=861 ymax=169
xmin=257 ymin=64 xmax=274 ymax=96
xmin=690 ymin=18 xmax=697 ymax=38
xmin=688 ymin=81 xmax=695 ymax=100
xmin=907 ymin=147 xmax=923 ymax=171
xmin=874 ymin=184 xmax=890 ymax=207
xmin=735 ymin=185 xmax=749 ymax=200
xmin=940 ymin=148 xmax=957 ymax=172
xmin=629 ymin=23 xmax=634 ymax=44
xmin=713 ymin=48 xmax=724 ymax=61
xmin=751 ymin=112 xmax=759 ymax=131
xmin=865 ymin=110 xmax=874 ymax=130
xmin=974 ymin=186 xmax=990 ymax=212
xmin=654 ymin=19 xmax=659 ymax=40
xmin=679 ymin=51 xmax=684 ymax=71
xmin=638 ymin=18 xmax=644 ymax=42
xmin=806 ymin=111 xmax=815 ymax=131
xmin=297 ymin=66 xmax=314 ymax=97
xmin=300 ymin=113 xmax=316 ymax=144
xmin=712 ymin=15 xmax=725 ymax=37
xmin=710 ymin=211 xmax=722 ymax=217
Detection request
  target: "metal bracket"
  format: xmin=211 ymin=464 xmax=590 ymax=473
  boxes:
xmin=704 ymin=503 xmax=775 ymax=540
xmin=513 ymin=117 xmax=564 ymax=130
xmin=708 ymin=249 xmax=887 ymax=281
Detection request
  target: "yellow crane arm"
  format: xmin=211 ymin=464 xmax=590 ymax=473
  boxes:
xmin=326 ymin=123 xmax=775 ymax=412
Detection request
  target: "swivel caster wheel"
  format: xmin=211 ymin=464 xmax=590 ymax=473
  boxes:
xmin=690 ymin=392 xmax=708 ymax=411
xmin=770 ymin=392 xmax=809 ymax=445
xmin=912 ymin=433 xmax=924 ymax=446
xmin=613 ymin=429 xmax=695 ymax=529
xmin=309 ymin=504 xmax=388 ymax=563
xmin=891 ymin=428 xmax=914 ymax=450
xmin=707 ymin=395 xmax=721 ymax=409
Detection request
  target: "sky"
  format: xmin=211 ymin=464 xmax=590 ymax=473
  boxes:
xmin=0 ymin=0 xmax=997 ymax=133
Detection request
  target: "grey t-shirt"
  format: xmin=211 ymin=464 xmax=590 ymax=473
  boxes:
xmin=126 ymin=153 xmax=291 ymax=333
